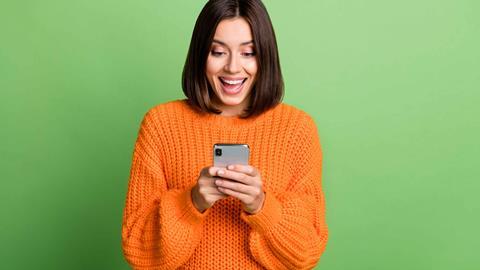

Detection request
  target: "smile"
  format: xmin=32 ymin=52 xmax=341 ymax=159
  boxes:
xmin=219 ymin=77 xmax=247 ymax=95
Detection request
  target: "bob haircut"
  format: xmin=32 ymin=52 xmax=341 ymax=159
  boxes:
xmin=182 ymin=0 xmax=284 ymax=118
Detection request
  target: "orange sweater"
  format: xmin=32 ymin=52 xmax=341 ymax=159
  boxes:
xmin=121 ymin=99 xmax=328 ymax=269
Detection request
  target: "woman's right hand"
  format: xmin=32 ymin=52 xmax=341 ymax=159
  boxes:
xmin=191 ymin=166 xmax=228 ymax=213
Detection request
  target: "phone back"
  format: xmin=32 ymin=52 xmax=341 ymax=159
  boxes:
xmin=213 ymin=144 xmax=250 ymax=167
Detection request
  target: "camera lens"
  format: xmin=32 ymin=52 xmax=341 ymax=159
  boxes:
xmin=215 ymin=148 xmax=222 ymax=156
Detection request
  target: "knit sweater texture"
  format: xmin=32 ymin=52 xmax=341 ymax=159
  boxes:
xmin=121 ymin=99 xmax=328 ymax=269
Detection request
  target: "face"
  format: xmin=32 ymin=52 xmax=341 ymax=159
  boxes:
xmin=206 ymin=17 xmax=258 ymax=115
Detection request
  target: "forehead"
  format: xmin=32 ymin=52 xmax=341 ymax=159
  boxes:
xmin=213 ymin=17 xmax=253 ymax=46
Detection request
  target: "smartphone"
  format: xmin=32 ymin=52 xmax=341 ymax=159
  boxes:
xmin=213 ymin=144 xmax=250 ymax=168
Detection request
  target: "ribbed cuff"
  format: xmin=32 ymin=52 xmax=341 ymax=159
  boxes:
xmin=174 ymin=185 xmax=211 ymax=226
xmin=240 ymin=192 xmax=283 ymax=234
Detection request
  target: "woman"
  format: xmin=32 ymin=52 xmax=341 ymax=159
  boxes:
xmin=121 ymin=0 xmax=328 ymax=269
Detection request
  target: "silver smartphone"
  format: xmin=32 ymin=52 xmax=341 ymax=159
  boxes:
xmin=213 ymin=144 xmax=250 ymax=168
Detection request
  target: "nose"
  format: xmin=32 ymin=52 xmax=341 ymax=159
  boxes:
xmin=224 ymin=53 xmax=241 ymax=74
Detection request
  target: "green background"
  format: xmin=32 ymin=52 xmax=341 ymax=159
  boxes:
xmin=1 ymin=0 xmax=479 ymax=269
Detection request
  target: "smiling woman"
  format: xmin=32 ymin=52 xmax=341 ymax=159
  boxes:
xmin=206 ymin=18 xmax=258 ymax=116
xmin=121 ymin=0 xmax=328 ymax=269
xmin=182 ymin=0 xmax=284 ymax=118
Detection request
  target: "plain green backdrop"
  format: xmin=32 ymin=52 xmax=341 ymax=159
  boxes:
xmin=1 ymin=0 xmax=479 ymax=269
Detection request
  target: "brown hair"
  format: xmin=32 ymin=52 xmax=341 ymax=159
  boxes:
xmin=182 ymin=0 xmax=284 ymax=118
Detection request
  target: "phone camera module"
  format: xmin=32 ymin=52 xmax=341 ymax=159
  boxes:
xmin=215 ymin=148 xmax=222 ymax=156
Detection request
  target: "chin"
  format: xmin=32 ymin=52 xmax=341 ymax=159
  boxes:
xmin=214 ymin=89 xmax=252 ymax=109
xmin=218 ymin=96 xmax=247 ymax=106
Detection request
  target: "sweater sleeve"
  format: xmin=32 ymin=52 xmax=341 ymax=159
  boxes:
xmin=121 ymin=109 xmax=210 ymax=270
xmin=240 ymin=114 xmax=329 ymax=270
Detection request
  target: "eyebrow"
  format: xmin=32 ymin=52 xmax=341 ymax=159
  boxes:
xmin=212 ymin=39 xmax=254 ymax=46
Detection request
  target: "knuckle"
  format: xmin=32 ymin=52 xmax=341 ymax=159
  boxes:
xmin=208 ymin=167 xmax=216 ymax=176
xmin=206 ymin=197 xmax=218 ymax=205
xmin=198 ymin=187 xmax=207 ymax=194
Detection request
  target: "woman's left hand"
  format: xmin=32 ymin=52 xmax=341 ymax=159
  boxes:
xmin=215 ymin=164 xmax=265 ymax=214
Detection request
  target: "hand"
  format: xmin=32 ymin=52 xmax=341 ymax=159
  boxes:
xmin=191 ymin=166 xmax=228 ymax=213
xmin=215 ymin=165 xmax=265 ymax=214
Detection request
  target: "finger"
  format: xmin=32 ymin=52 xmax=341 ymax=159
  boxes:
xmin=215 ymin=179 xmax=256 ymax=195
xmin=226 ymin=164 xmax=259 ymax=177
xmin=217 ymin=168 xmax=252 ymax=185
xmin=216 ymin=186 xmax=250 ymax=202
xmin=212 ymin=193 xmax=228 ymax=200
xmin=198 ymin=185 xmax=229 ymax=196
xmin=199 ymin=186 xmax=229 ymax=196
xmin=205 ymin=166 xmax=221 ymax=177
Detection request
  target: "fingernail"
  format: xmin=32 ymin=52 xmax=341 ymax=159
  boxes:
xmin=218 ymin=170 xmax=224 ymax=175
xmin=215 ymin=180 xmax=222 ymax=185
xmin=227 ymin=165 xmax=234 ymax=170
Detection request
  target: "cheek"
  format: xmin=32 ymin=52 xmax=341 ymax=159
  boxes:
xmin=244 ymin=60 xmax=258 ymax=76
xmin=206 ymin=57 xmax=224 ymax=77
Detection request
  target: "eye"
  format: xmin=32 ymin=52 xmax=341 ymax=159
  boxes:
xmin=211 ymin=51 xmax=225 ymax=57
xmin=242 ymin=52 xmax=256 ymax=57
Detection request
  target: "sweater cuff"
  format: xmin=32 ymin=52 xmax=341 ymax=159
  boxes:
xmin=174 ymin=185 xmax=211 ymax=226
xmin=240 ymin=191 xmax=283 ymax=234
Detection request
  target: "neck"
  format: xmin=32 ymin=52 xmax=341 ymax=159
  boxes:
xmin=213 ymin=97 xmax=250 ymax=117
xmin=219 ymin=105 xmax=244 ymax=117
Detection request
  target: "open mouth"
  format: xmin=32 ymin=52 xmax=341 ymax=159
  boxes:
xmin=219 ymin=77 xmax=247 ymax=95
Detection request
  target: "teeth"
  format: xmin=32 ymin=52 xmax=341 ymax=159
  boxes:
xmin=221 ymin=78 xmax=244 ymax=85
